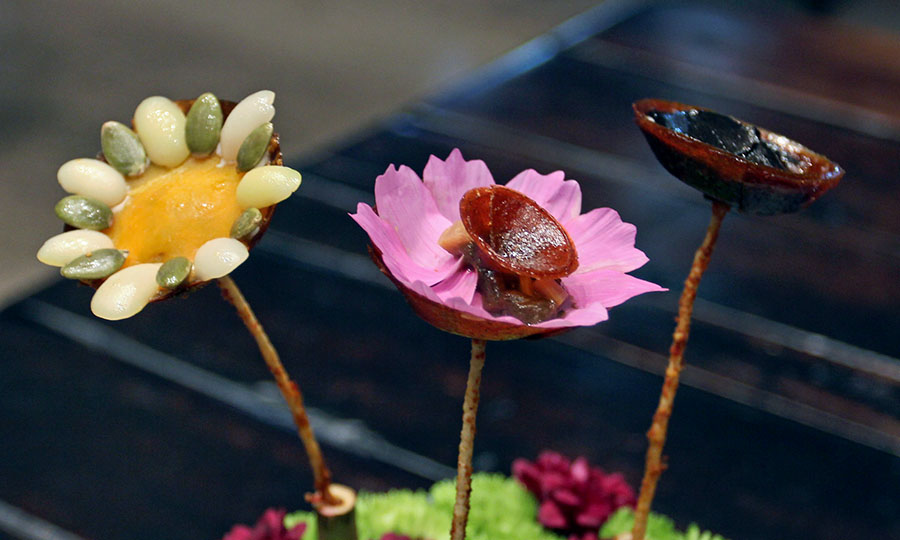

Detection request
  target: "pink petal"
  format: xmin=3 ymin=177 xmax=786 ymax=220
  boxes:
xmin=571 ymin=457 xmax=590 ymax=485
xmin=222 ymin=525 xmax=253 ymax=540
xmin=541 ymin=472 xmax=570 ymax=495
xmin=562 ymin=269 xmax=666 ymax=309
xmin=350 ymin=204 xmax=459 ymax=286
xmin=506 ymin=169 xmax=582 ymax=222
xmin=423 ymin=148 xmax=495 ymax=222
xmin=432 ymin=261 xmax=477 ymax=304
xmin=534 ymin=302 xmax=609 ymax=329
xmin=538 ymin=451 xmax=571 ymax=472
xmin=374 ymin=164 xmax=455 ymax=270
xmin=551 ymin=488 xmax=582 ymax=508
xmin=538 ymin=500 xmax=569 ymax=529
xmin=512 ymin=459 xmax=543 ymax=495
xmin=286 ymin=522 xmax=307 ymax=540
xmin=575 ymin=502 xmax=612 ymax=528
xmin=566 ymin=208 xmax=650 ymax=274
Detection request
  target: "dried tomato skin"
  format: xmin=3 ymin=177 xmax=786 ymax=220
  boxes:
xmin=459 ymin=185 xmax=578 ymax=279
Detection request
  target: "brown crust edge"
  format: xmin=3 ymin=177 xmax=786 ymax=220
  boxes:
xmin=633 ymin=98 xmax=844 ymax=214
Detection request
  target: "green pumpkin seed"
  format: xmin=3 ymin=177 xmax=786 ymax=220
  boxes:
xmin=60 ymin=248 xmax=126 ymax=280
xmin=230 ymin=207 xmax=264 ymax=241
xmin=236 ymin=122 xmax=273 ymax=172
xmin=54 ymin=195 xmax=113 ymax=230
xmin=101 ymin=121 xmax=148 ymax=176
xmin=185 ymin=92 xmax=223 ymax=155
xmin=156 ymin=256 xmax=192 ymax=289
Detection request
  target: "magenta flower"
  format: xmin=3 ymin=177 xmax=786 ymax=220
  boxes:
xmin=351 ymin=149 xmax=664 ymax=340
xmin=513 ymin=451 xmax=636 ymax=540
xmin=222 ymin=508 xmax=306 ymax=540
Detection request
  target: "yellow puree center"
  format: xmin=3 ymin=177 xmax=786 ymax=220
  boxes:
xmin=108 ymin=156 xmax=244 ymax=268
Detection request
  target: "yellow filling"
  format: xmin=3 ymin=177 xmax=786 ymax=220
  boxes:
xmin=108 ymin=156 xmax=244 ymax=268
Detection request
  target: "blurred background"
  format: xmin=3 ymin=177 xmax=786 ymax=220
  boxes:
xmin=3 ymin=0 xmax=900 ymax=308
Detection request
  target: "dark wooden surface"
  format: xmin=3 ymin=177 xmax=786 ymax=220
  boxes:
xmin=2 ymin=2 xmax=899 ymax=540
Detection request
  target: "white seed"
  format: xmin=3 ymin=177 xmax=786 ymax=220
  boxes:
xmin=133 ymin=96 xmax=190 ymax=167
xmin=37 ymin=230 xmax=115 ymax=267
xmin=236 ymin=165 xmax=301 ymax=209
xmin=57 ymin=158 xmax=128 ymax=207
xmin=219 ymin=90 xmax=275 ymax=161
xmin=193 ymin=237 xmax=249 ymax=280
xmin=90 ymin=263 xmax=162 ymax=320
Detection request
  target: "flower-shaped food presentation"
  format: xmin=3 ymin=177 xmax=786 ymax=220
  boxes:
xmin=351 ymin=149 xmax=664 ymax=340
xmin=633 ymin=98 xmax=843 ymax=215
xmin=37 ymin=90 xmax=301 ymax=320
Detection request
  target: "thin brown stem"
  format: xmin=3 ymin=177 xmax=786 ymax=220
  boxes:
xmin=632 ymin=201 xmax=729 ymax=540
xmin=450 ymin=338 xmax=487 ymax=540
xmin=217 ymin=276 xmax=337 ymax=505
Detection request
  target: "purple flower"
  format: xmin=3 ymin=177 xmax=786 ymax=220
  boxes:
xmin=351 ymin=149 xmax=664 ymax=340
xmin=222 ymin=508 xmax=306 ymax=540
xmin=513 ymin=451 xmax=636 ymax=539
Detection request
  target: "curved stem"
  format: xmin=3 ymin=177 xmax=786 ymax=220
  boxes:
xmin=217 ymin=276 xmax=337 ymax=505
xmin=632 ymin=201 xmax=729 ymax=540
xmin=450 ymin=339 xmax=487 ymax=540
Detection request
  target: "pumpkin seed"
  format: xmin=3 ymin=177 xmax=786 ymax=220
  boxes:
xmin=236 ymin=165 xmax=301 ymax=209
xmin=91 ymin=263 xmax=162 ymax=320
xmin=37 ymin=230 xmax=115 ymax=267
xmin=101 ymin=121 xmax=149 ymax=176
xmin=133 ymin=96 xmax=190 ymax=167
xmin=236 ymin=122 xmax=273 ymax=172
xmin=193 ymin=237 xmax=249 ymax=280
xmin=156 ymin=256 xmax=192 ymax=289
xmin=57 ymin=158 xmax=128 ymax=207
xmin=54 ymin=195 xmax=113 ymax=230
xmin=60 ymin=248 xmax=126 ymax=280
xmin=230 ymin=207 xmax=264 ymax=241
xmin=185 ymin=92 xmax=223 ymax=155
xmin=220 ymin=90 xmax=275 ymax=161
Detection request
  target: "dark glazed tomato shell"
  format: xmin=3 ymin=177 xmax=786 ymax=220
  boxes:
xmin=460 ymin=186 xmax=578 ymax=279
xmin=633 ymin=98 xmax=844 ymax=215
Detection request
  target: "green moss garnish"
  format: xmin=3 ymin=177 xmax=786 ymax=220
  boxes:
xmin=285 ymin=475 xmax=726 ymax=540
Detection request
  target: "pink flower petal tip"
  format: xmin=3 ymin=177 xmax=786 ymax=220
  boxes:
xmin=351 ymin=149 xmax=665 ymax=340
xmin=222 ymin=508 xmax=306 ymax=540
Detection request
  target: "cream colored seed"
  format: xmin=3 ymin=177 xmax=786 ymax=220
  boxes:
xmin=57 ymin=158 xmax=128 ymax=207
xmin=220 ymin=90 xmax=275 ymax=161
xmin=193 ymin=237 xmax=249 ymax=280
xmin=90 ymin=263 xmax=163 ymax=320
xmin=37 ymin=230 xmax=115 ymax=267
xmin=134 ymin=96 xmax=190 ymax=167
xmin=236 ymin=165 xmax=301 ymax=209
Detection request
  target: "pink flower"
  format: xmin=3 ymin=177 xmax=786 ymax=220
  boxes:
xmin=513 ymin=451 xmax=636 ymax=539
xmin=351 ymin=149 xmax=664 ymax=340
xmin=222 ymin=508 xmax=306 ymax=540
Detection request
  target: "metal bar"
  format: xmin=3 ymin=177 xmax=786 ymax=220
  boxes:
xmin=0 ymin=499 xmax=88 ymax=540
xmin=16 ymin=299 xmax=455 ymax=482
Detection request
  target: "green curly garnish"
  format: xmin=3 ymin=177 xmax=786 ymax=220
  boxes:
xmin=285 ymin=474 xmax=726 ymax=540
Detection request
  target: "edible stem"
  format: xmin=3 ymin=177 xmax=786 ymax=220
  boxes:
xmin=217 ymin=276 xmax=338 ymax=506
xmin=450 ymin=338 xmax=487 ymax=540
xmin=631 ymin=200 xmax=729 ymax=540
